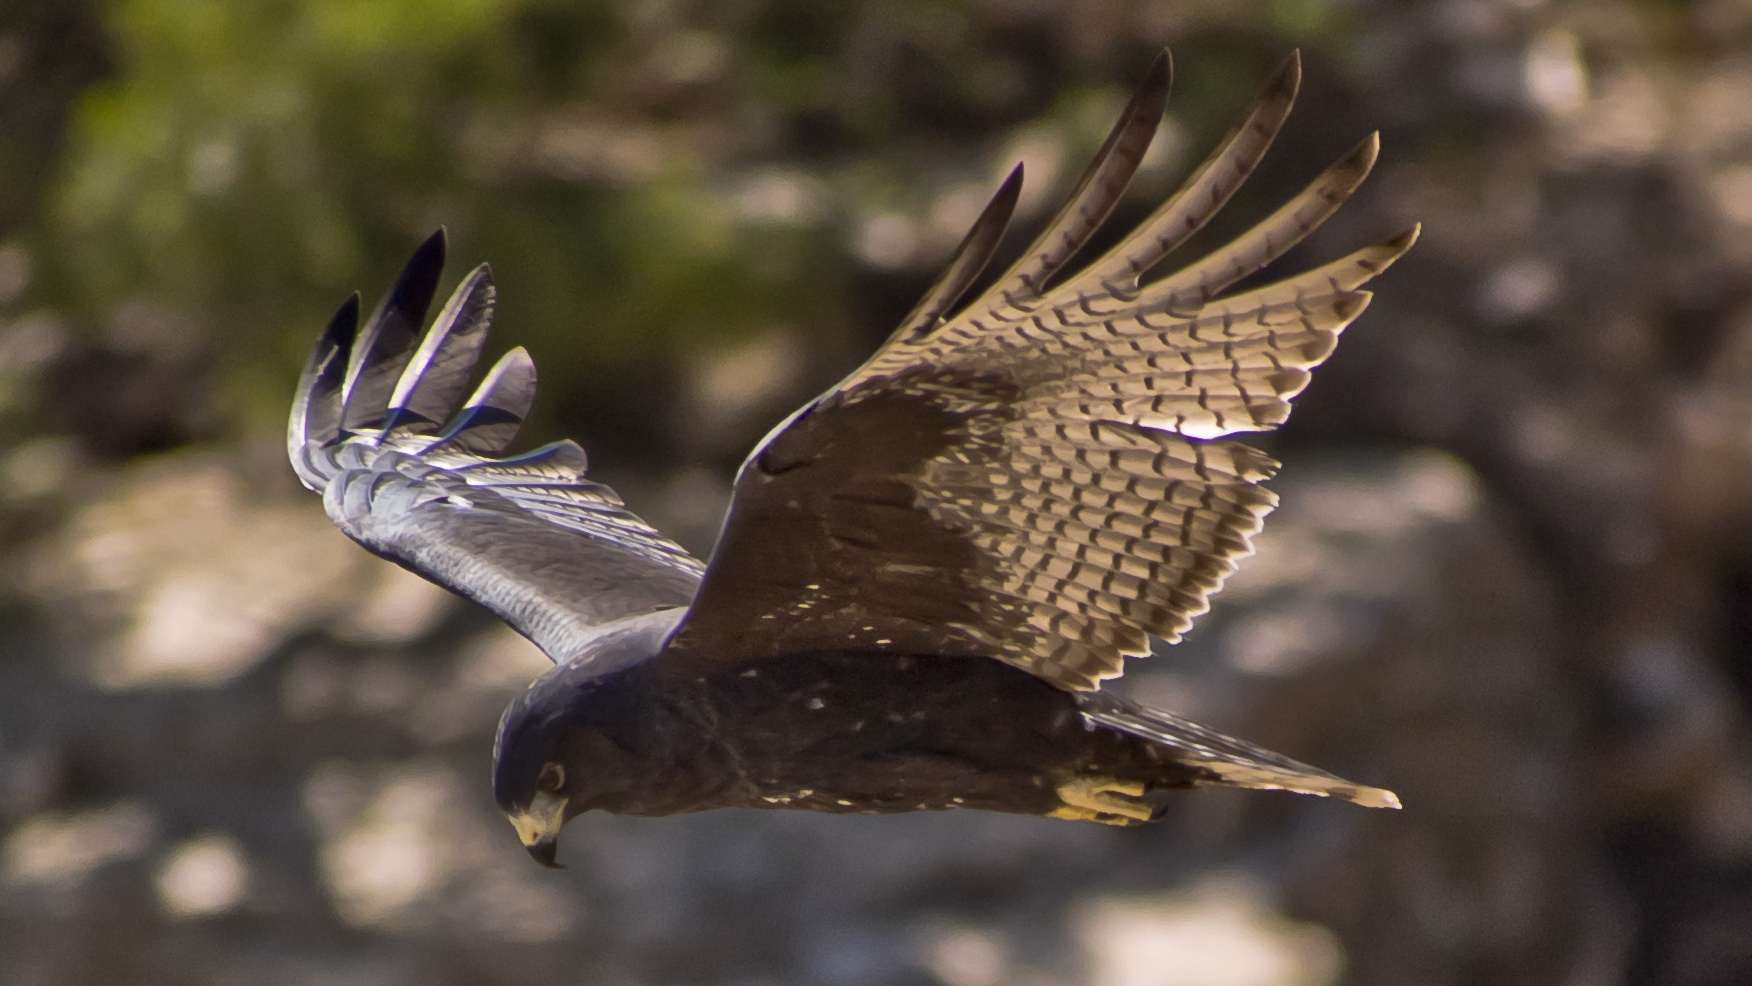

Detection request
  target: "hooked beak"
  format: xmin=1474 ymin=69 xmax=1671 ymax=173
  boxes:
xmin=524 ymin=834 xmax=561 ymax=869
xmin=508 ymin=791 xmax=569 ymax=869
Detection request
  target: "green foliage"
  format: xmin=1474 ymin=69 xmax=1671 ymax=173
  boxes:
xmin=29 ymin=0 xmax=1283 ymax=441
xmin=44 ymin=0 xmax=842 ymax=432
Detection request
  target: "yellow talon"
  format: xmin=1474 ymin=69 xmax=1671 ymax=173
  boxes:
xmin=1052 ymin=776 xmax=1153 ymax=824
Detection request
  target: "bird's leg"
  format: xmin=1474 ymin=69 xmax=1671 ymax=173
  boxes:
xmin=1048 ymin=776 xmax=1153 ymax=826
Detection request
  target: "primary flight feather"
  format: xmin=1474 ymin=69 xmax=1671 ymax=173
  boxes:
xmin=289 ymin=50 xmax=1415 ymax=868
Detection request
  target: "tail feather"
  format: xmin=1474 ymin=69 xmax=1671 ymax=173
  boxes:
xmin=1078 ymin=692 xmax=1401 ymax=809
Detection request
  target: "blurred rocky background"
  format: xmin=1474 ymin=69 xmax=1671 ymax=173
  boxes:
xmin=3 ymin=1 xmax=1750 ymax=984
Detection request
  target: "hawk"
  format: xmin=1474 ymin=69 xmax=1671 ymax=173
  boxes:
xmin=288 ymin=50 xmax=1415 ymax=867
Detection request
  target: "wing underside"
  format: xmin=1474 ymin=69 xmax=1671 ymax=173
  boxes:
xmin=666 ymin=50 xmax=1418 ymax=690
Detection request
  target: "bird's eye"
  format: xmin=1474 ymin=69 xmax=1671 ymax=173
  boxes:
xmin=537 ymin=762 xmax=565 ymax=793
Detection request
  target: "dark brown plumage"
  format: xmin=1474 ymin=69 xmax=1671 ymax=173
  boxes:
xmin=289 ymin=50 xmax=1413 ymax=868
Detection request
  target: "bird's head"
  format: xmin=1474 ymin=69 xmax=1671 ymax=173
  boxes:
xmin=491 ymin=612 xmax=679 ymax=867
xmin=491 ymin=662 xmax=626 ymax=869
xmin=492 ymin=688 xmax=576 ymax=867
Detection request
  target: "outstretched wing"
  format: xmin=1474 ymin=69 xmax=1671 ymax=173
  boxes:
xmin=289 ymin=231 xmax=704 ymax=664
xmin=665 ymin=50 xmax=1418 ymax=690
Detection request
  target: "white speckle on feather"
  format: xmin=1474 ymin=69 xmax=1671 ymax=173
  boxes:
xmin=835 ymin=799 xmax=853 ymax=807
xmin=806 ymin=696 xmax=826 ymax=711
xmin=875 ymin=639 xmax=892 ymax=646
xmin=739 ymin=668 xmax=760 ymax=678
xmin=796 ymin=789 xmax=814 ymax=798
xmin=804 ymin=583 xmax=821 ymax=591
xmin=951 ymin=797 xmax=965 ymax=804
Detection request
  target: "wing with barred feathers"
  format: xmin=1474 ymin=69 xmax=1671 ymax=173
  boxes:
xmin=288 ymin=231 xmax=703 ymax=664
xmin=664 ymin=50 xmax=1417 ymax=690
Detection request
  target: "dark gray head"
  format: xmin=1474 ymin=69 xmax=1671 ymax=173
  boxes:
xmin=491 ymin=608 xmax=683 ymax=867
xmin=491 ymin=663 xmax=602 ymax=867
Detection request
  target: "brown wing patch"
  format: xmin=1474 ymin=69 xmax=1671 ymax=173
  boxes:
xmin=666 ymin=52 xmax=1416 ymax=691
xmin=673 ymin=376 xmax=1019 ymax=660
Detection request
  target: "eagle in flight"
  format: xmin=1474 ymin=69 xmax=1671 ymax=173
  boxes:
xmin=289 ymin=50 xmax=1415 ymax=867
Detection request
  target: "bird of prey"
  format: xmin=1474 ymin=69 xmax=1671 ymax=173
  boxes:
xmin=289 ymin=50 xmax=1416 ymax=868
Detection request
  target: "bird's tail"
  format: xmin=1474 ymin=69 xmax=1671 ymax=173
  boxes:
xmin=1077 ymin=691 xmax=1401 ymax=810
